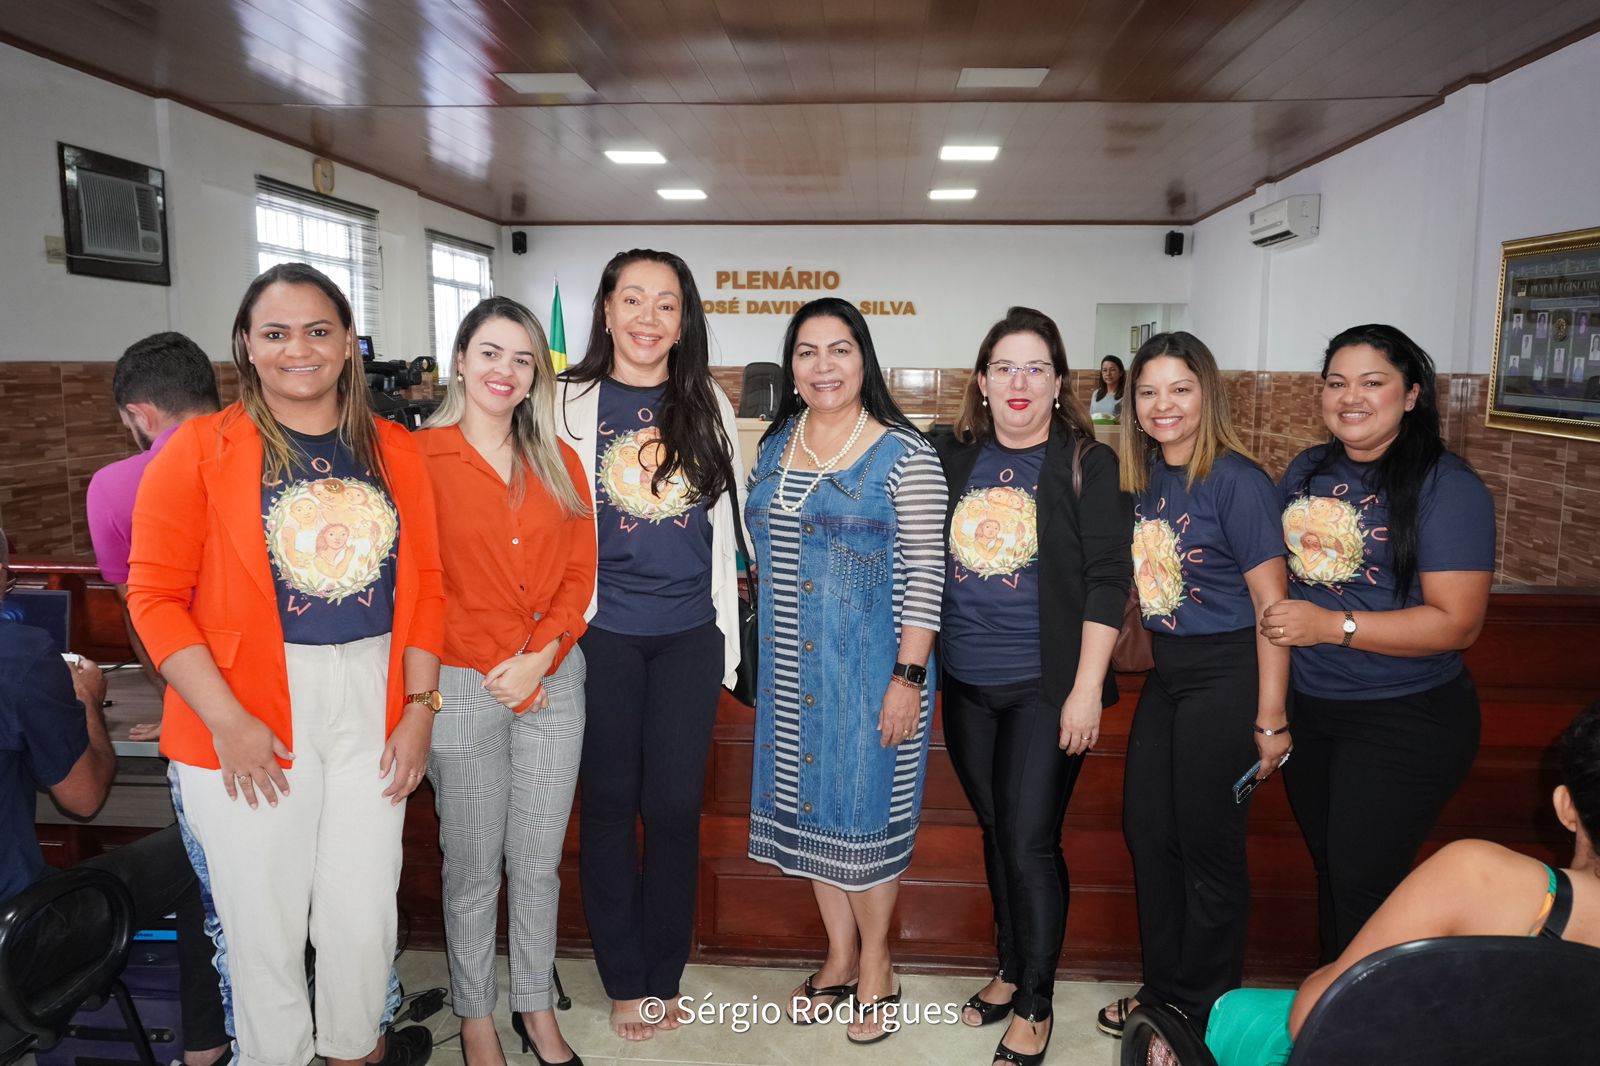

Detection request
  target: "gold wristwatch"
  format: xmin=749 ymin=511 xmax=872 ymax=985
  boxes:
xmin=406 ymin=689 xmax=443 ymax=713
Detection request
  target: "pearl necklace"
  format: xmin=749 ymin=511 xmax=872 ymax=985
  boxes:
xmin=774 ymin=406 xmax=869 ymax=513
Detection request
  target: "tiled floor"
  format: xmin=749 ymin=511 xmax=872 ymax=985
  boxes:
xmin=394 ymin=950 xmax=1136 ymax=1066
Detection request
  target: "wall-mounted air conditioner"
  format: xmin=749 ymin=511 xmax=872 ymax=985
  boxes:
xmin=58 ymin=143 xmax=171 ymax=285
xmin=1249 ymin=194 xmax=1320 ymax=249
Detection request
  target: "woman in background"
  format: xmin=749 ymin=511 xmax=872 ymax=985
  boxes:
xmin=557 ymin=249 xmax=743 ymax=1040
xmin=1091 ymin=355 xmax=1126 ymax=420
xmin=936 ymin=307 xmax=1131 ymax=1066
xmin=418 ymin=297 xmax=595 ymax=1066
xmin=744 ymin=297 xmax=946 ymax=1045
xmin=1099 ymin=332 xmax=1290 ymax=1040
xmin=1264 ymin=323 xmax=1495 ymax=961
xmin=129 ymin=262 xmax=443 ymax=1066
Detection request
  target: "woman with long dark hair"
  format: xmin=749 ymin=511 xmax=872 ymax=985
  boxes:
xmin=128 ymin=262 xmax=444 ymax=1066
xmin=1099 ymin=332 xmax=1290 ymax=1041
xmin=935 ymin=308 xmax=1131 ymax=1066
xmin=1091 ymin=355 xmax=1126 ymax=419
xmin=556 ymin=249 xmax=742 ymax=1040
xmin=744 ymin=297 xmax=947 ymax=1045
xmin=418 ymin=297 xmax=595 ymax=1066
xmin=1263 ymin=324 xmax=1495 ymax=961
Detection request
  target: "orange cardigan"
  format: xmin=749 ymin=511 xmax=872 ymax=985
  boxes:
xmin=127 ymin=405 xmax=445 ymax=769
xmin=415 ymin=425 xmax=596 ymax=711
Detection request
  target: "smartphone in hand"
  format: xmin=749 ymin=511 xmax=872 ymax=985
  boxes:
xmin=1232 ymin=751 xmax=1292 ymax=804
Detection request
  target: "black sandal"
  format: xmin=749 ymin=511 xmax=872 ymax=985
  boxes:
xmin=962 ymin=990 xmax=1015 ymax=1027
xmin=1096 ymin=996 xmax=1133 ymax=1038
xmin=993 ymin=1012 xmax=1052 ymax=1066
xmin=790 ymin=972 xmax=857 ymax=1025
xmin=845 ymin=987 xmax=903 ymax=1045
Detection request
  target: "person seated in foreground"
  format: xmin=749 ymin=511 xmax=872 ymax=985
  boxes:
xmin=1199 ymin=699 xmax=1600 ymax=1066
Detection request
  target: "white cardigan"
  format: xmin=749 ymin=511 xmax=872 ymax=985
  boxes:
xmin=557 ymin=376 xmax=746 ymax=689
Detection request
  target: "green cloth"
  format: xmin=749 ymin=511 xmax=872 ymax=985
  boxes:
xmin=1205 ymin=988 xmax=1295 ymax=1066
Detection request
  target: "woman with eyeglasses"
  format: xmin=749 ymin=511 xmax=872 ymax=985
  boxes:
xmin=934 ymin=307 xmax=1132 ymax=1066
xmin=1099 ymin=331 xmax=1290 ymax=1041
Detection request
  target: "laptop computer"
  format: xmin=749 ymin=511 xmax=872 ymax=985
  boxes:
xmin=0 ymin=587 xmax=72 ymax=656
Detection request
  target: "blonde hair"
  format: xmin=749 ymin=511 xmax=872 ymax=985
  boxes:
xmin=425 ymin=297 xmax=588 ymax=517
xmin=229 ymin=263 xmax=388 ymax=490
xmin=1119 ymin=331 xmax=1254 ymax=494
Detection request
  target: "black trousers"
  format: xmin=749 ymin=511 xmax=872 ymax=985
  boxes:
xmin=1123 ymin=630 xmax=1259 ymax=1026
xmin=15 ymin=823 xmax=229 ymax=1052
xmin=942 ymin=675 xmax=1084 ymax=1021
xmin=1284 ymin=669 xmax=1480 ymax=963
xmin=577 ymin=622 xmax=724 ymax=1001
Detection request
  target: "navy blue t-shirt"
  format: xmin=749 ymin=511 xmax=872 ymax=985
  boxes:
xmin=0 ymin=619 xmax=89 ymax=902
xmin=261 ymin=428 xmax=399 ymax=645
xmin=1281 ymin=446 xmax=1496 ymax=699
xmin=592 ymin=379 xmax=715 ymax=635
xmin=942 ymin=441 xmax=1045 ymax=685
xmin=1133 ymin=451 xmax=1285 ymax=636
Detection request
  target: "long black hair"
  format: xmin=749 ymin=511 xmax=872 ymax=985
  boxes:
xmin=1562 ymin=701 xmax=1600 ymax=846
xmin=1094 ymin=354 xmax=1126 ymax=402
xmin=1299 ymin=323 xmax=1445 ymax=603
xmin=561 ymin=248 xmax=736 ymax=503
xmin=760 ymin=298 xmax=916 ymax=444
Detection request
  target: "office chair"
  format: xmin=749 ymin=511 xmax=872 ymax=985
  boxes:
xmin=737 ymin=362 xmax=784 ymax=419
xmin=1121 ymin=935 xmax=1600 ymax=1066
xmin=0 ymin=867 xmax=158 ymax=1066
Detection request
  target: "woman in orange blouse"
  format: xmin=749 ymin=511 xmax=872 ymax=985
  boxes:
xmin=417 ymin=297 xmax=596 ymax=1066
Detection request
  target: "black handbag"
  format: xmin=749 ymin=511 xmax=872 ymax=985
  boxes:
xmin=727 ymin=494 xmax=760 ymax=706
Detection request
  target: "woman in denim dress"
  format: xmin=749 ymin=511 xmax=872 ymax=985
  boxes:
xmin=745 ymin=298 xmax=947 ymax=1045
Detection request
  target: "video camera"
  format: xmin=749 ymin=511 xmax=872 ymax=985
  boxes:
xmin=359 ymin=335 xmax=439 ymax=430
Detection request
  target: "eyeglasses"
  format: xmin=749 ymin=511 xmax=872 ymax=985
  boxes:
xmin=986 ymin=362 xmax=1055 ymax=380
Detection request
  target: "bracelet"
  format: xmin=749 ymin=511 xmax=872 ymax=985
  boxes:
xmin=1253 ymin=722 xmax=1290 ymax=736
xmin=889 ymin=674 xmax=922 ymax=690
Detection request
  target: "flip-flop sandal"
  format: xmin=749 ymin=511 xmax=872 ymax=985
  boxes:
xmin=1097 ymin=996 xmax=1133 ymax=1038
xmin=961 ymin=991 xmax=1015 ymax=1026
xmin=790 ymin=972 xmax=857 ymax=1025
xmin=845 ymin=989 xmax=903 ymax=1045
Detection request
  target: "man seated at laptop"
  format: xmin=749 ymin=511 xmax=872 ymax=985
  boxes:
xmin=0 ymin=528 xmax=231 ymax=1066
xmin=86 ymin=332 xmax=222 ymax=716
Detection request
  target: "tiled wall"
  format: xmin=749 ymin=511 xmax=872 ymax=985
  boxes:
xmin=6 ymin=362 xmax=1597 ymax=586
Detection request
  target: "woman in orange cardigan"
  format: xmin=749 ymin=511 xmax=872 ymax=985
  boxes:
xmin=416 ymin=298 xmax=595 ymax=1066
xmin=128 ymin=262 xmax=444 ymax=1066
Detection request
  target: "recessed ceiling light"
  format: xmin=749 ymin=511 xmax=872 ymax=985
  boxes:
xmin=929 ymin=188 xmax=978 ymax=200
xmin=657 ymin=188 xmax=707 ymax=200
xmin=494 ymin=72 xmax=595 ymax=96
xmin=956 ymin=67 xmax=1048 ymax=89
xmin=940 ymin=145 xmax=1000 ymax=161
xmin=605 ymin=150 xmax=667 ymax=165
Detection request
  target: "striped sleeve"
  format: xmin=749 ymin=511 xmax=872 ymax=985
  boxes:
xmin=886 ymin=434 xmax=948 ymax=632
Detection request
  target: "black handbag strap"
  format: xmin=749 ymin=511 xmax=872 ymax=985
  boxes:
xmin=728 ymin=488 xmax=758 ymax=607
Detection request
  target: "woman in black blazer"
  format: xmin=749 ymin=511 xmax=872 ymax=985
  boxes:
xmin=934 ymin=307 xmax=1133 ymax=1066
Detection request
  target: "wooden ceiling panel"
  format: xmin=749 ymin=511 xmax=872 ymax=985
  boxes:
xmin=4 ymin=0 xmax=1597 ymax=223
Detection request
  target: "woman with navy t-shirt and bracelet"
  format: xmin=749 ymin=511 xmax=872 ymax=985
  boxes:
xmin=1099 ymin=332 xmax=1291 ymax=1040
xmin=1262 ymin=324 xmax=1494 ymax=963
xmin=936 ymin=308 xmax=1132 ymax=1066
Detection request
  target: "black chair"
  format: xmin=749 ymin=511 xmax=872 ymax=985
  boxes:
xmin=737 ymin=362 xmax=783 ymax=419
xmin=0 ymin=867 xmax=158 ymax=1066
xmin=1121 ymin=935 xmax=1600 ymax=1066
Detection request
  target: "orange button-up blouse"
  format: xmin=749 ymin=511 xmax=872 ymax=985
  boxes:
xmin=415 ymin=424 xmax=597 ymax=709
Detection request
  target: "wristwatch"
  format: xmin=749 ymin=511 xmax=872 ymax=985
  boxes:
xmin=892 ymin=662 xmax=928 ymax=686
xmin=1339 ymin=610 xmax=1357 ymax=648
xmin=406 ymin=689 xmax=444 ymax=713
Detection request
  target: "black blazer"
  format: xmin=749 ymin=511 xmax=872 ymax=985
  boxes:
xmin=935 ymin=420 xmax=1133 ymax=708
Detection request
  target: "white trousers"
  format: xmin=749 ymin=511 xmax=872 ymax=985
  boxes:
xmin=173 ymin=635 xmax=403 ymax=1066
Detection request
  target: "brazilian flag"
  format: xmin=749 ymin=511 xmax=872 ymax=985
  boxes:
xmin=549 ymin=281 xmax=568 ymax=372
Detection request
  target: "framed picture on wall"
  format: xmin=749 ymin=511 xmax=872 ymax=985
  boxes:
xmin=1488 ymin=226 xmax=1600 ymax=441
xmin=1140 ymin=323 xmax=1152 ymax=344
xmin=1129 ymin=326 xmax=1140 ymax=354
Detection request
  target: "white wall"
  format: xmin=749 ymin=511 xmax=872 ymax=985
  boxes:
xmin=1189 ymin=31 xmax=1599 ymax=374
xmin=0 ymin=42 xmax=499 ymax=364
xmin=1092 ymin=303 xmax=1188 ymax=364
xmin=498 ymin=225 xmax=1190 ymax=370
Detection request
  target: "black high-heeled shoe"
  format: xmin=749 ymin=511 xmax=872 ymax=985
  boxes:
xmin=962 ymin=986 xmax=1015 ymax=1027
xmin=992 ymin=1011 xmax=1052 ymax=1066
xmin=510 ymin=1012 xmax=583 ymax=1066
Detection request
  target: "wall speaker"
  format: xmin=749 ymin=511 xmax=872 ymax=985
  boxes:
xmin=511 ymin=231 xmax=527 ymax=255
xmin=1164 ymin=230 xmax=1184 ymax=257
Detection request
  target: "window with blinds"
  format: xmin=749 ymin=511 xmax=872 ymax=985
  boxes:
xmin=427 ymin=231 xmax=495 ymax=373
xmin=253 ymin=177 xmax=383 ymax=351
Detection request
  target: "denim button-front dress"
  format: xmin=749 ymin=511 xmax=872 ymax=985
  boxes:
xmin=744 ymin=420 xmax=947 ymax=889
